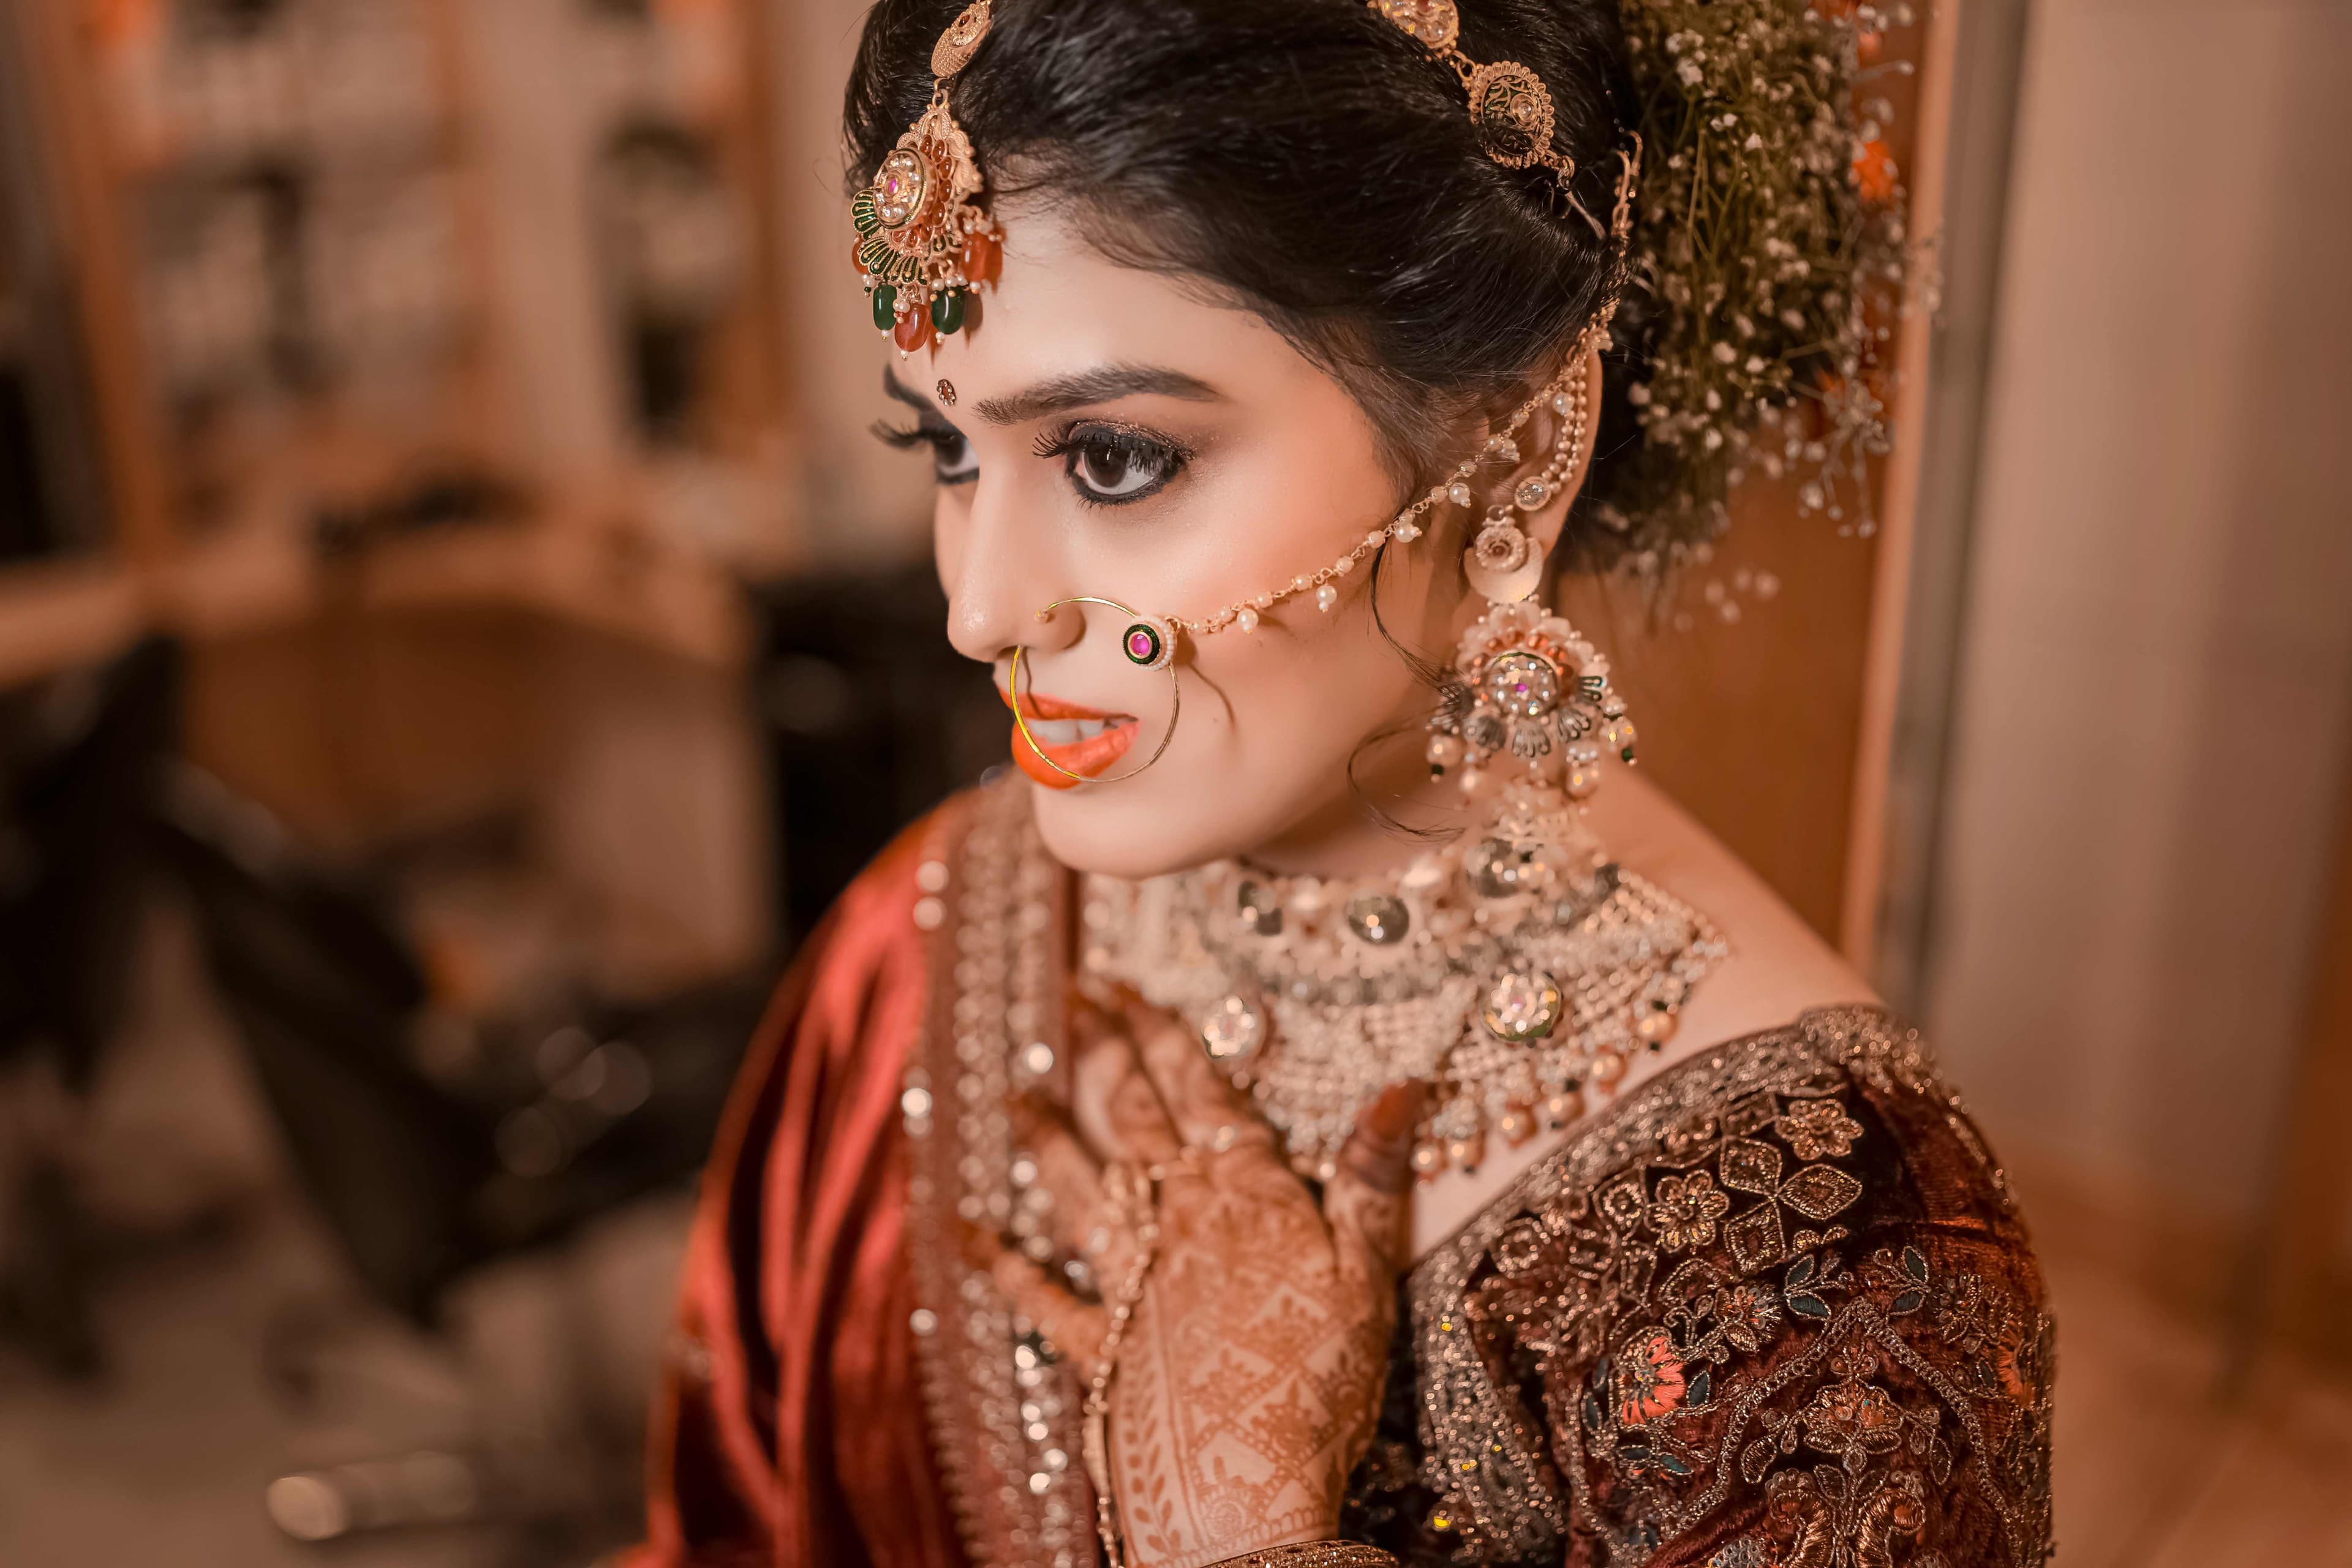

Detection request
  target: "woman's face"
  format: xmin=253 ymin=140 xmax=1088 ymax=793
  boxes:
xmin=889 ymin=203 xmax=1558 ymax=880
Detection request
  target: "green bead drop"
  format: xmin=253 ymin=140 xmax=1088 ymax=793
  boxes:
xmin=871 ymin=284 xmax=897 ymax=331
xmin=930 ymin=288 xmax=967 ymax=335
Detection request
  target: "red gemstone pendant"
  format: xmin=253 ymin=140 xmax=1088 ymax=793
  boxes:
xmin=960 ymin=228 xmax=1001 ymax=286
xmin=893 ymin=306 xmax=935 ymax=355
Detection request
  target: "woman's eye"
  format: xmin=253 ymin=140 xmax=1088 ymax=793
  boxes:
xmin=930 ymin=429 xmax=978 ymax=484
xmin=871 ymin=418 xmax=978 ymax=486
xmin=1052 ymin=428 xmax=1185 ymax=505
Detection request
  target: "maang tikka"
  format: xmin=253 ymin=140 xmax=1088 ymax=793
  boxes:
xmin=851 ymin=1 xmax=1001 ymax=356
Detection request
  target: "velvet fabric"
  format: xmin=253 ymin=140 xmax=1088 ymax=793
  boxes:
xmin=628 ymin=798 xmax=2052 ymax=1568
xmin=628 ymin=816 xmax=965 ymax=1568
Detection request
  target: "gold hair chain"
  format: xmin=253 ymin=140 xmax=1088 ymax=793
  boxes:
xmin=1366 ymin=1 xmax=1637 ymax=237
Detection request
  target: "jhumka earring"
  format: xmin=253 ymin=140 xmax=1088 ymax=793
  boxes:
xmin=1008 ymin=597 xmax=1182 ymax=785
xmin=1425 ymin=352 xmax=1638 ymax=803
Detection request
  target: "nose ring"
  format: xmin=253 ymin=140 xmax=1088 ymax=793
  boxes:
xmin=1009 ymin=596 xmax=1182 ymax=785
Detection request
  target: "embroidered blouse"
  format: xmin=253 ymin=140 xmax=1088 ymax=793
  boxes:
xmin=627 ymin=784 xmax=2054 ymax=1568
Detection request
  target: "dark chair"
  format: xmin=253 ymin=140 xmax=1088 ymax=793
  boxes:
xmin=751 ymin=562 xmax=1006 ymax=948
xmin=0 ymin=637 xmax=181 ymax=1376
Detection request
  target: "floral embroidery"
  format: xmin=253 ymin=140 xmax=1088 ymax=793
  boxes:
xmin=1649 ymin=1170 xmax=1732 ymax=1251
xmin=1931 ymin=1266 xmax=2018 ymax=1359
xmin=1776 ymin=1162 xmax=1864 ymax=1223
xmin=1775 ymin=1095 xmax=1865 ymax=1160
xmin=1372 ymin=1014 xmax=2051 ymax=1568
xmin=2001 ymin=1311 xmax=2057 ymax=1416
xmin=1753 ymin=1463 xmax=1939 ymax=1568
xmin=1615 ymin=1326 xmax=1691 ymax=1424
xmin=1713 ymin=1279 xmax=1784 ymax=1352
xmin=1796 ymin=1351 xmax=1909 ymax=1464
xmin=1659 ymin=1110 xmax=1724 ymax=1164
xmin=1464 ymin=1210 xmax=1612 ymax=1362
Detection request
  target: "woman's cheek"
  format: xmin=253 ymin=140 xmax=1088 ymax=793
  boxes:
xmin=1213 ymin=616 xmax=1390 ymax=785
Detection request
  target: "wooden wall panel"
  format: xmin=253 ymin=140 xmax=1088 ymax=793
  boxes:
xmin=1563 ymin=0 xmax=1958 ymax=962
xmin=1561 ymin=474 xmax=1885 ymax=946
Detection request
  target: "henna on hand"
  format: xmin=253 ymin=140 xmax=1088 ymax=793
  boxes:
xmin=988 ymin=997 xmax=1424 ymax=1568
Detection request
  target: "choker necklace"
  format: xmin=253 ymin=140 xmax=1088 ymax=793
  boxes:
xmin=1081 ymin=780 xmax=1724 ymax=1179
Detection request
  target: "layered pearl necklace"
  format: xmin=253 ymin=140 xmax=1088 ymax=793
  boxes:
xmin=1080 ymin=781 xmax=1725 ymax=1178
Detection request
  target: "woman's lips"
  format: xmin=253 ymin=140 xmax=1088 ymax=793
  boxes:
xmin=998 ymin=684 xmax=1140 ymax=789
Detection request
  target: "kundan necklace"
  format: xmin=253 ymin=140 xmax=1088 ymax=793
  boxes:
xmin=1080 ymin=778 xmax=1724 ymax=1180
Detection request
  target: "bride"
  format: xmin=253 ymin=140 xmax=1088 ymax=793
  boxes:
xmin=631 ymin=2 xmax=2052 ymax=1565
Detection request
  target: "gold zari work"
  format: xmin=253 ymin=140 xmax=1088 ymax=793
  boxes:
xmin=902 ymin=785 xmax=2052 ymax=1568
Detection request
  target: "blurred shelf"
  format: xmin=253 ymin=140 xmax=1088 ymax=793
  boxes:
xmin=9 ymin=0 xmax=796 ymax=627
xmin=106 ymin=118 xmax=458 ymax=184
xmin=0 ymin=510 xmax=747 ymax=695
xmin=0 ymin=555 xmax=148 ymax=687
xmin=157 ymin=510 xmax=749 ymax=668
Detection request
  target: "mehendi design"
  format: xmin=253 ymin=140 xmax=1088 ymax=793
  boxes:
xmin=1112 ymin=1165 xmax=1395 ymax=1566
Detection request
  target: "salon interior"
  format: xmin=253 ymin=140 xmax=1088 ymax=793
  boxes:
xmin=1 ymin=0 xmax=2349 ymax=1563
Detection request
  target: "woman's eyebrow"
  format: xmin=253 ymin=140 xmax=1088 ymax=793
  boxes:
xmin=971 ymin=365 xmax=1221 ymax=426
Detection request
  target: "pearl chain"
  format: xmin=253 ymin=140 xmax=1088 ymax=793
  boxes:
xmin=1167 ymin=317 xmax=1611 ymax=639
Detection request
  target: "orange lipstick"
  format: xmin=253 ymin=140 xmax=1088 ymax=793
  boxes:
xmin=998 ymin=683 xmax=1139 ymax=789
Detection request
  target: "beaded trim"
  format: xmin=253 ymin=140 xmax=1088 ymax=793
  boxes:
xmin=1203 ymin=1544 xmax=1398 ymax=1568
xmin=902 ymin=782 xmax=1092 ymax=1568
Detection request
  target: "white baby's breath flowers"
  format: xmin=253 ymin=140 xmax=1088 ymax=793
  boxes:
xmin=1592 ymin=0 xmax=1921 ymax=580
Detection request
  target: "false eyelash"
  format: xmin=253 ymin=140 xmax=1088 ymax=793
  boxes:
xmin=1028 ymin=420 xmax=1191 ymax=464
xmin=871 ymin=418 xmax=956 ymax=452
xmin=872 ymin=417 xmax=977 ymax=486
xmin=1031 ymin=420 xmax=1193 ymax=507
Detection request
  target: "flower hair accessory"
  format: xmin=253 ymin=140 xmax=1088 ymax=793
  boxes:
xmin=851 ymin=0 xmax=1002 ymax=356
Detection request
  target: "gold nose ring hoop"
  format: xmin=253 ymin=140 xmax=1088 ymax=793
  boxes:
xmin=1009 ymin=596 xmax=1182 ymax=785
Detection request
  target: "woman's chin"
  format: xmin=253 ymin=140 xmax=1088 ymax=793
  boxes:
xmin=1022 ymin=775 xmax=1245 ymax=883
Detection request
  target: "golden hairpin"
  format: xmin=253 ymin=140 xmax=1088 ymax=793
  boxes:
xmin=1367 ymin=1 xmax=1637 ymax=238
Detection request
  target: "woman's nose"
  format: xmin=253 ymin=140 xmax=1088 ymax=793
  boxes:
xmin=941 ymin=483 xmax=1080 ymax=665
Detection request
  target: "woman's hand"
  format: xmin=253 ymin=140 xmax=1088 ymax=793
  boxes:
xmin=982 ymin=995 xmax=1425 ymax=1568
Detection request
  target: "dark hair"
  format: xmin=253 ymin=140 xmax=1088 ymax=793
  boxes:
xmin=844 ymin=0 xmax=1637 ymax=510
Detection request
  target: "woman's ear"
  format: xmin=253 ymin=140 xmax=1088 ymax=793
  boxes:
xmin=1460 ymin=347 xmax=1604 ymax=605
xmin=1518 ymin=346 xmax=1606 ymax=561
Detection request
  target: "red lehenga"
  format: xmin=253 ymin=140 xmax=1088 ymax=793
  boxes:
xmin=629 ymin=782 xmax=2055 ymax=1568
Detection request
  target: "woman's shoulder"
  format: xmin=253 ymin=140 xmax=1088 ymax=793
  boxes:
xmin=1599 ymin=769 xmax=1882 ymax=1042
xmin=709 ymin=783 xmax=1001 ymax=1119
xmin=1383 ymin=1009 xmax=2053 ymax=1567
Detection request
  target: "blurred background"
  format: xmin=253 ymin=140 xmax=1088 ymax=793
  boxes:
xmin=0 ymin=0 xmax=2346 ymax=1564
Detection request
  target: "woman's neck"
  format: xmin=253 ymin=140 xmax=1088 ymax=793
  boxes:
xmin=1239 ymin=752 xmax=1482 ymax=881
